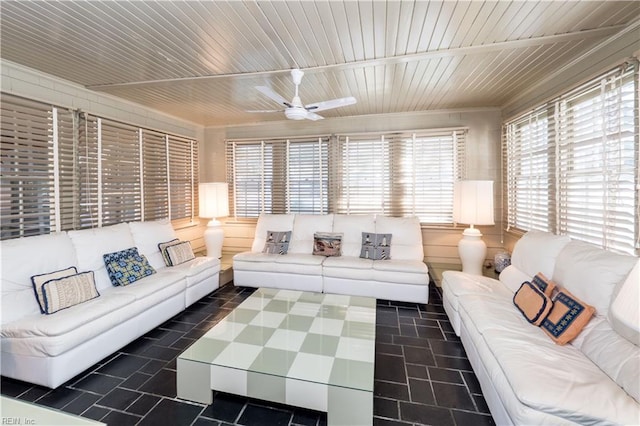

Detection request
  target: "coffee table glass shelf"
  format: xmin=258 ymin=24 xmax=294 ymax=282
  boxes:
xmin=177 ymin=288 xmax=376 ymax=426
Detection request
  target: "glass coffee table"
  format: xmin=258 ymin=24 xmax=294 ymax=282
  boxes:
xmin=177 ymin=288 xmax=376 ymax=425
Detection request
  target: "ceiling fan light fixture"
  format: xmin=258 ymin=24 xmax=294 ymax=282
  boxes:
xmin=284 ymin=108 xmax=307 ymax=120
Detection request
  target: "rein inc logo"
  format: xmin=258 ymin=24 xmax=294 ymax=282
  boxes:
xmin=2 ymin=418 xmax=35 ymax=425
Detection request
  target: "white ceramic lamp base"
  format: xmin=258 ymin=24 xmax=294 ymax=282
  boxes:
xmin=204 ymin=220 xmax=224 ymax=259
xmin=458 ymin=226 xmax=487 ymax=276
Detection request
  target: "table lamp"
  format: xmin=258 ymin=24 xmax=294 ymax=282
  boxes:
xmin=453 ymin=180 xmax=494 ymax=275
xmin=199 ymin=182 xmax=229 ymax=258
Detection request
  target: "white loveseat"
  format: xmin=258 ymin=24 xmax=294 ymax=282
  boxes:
xmin=233 ymin=214 xmax=430 ymax=303
xmin=1 ymin=220 xmax=220 ymax=388
xmin=442 ymin=231 xmax=640 ymax=425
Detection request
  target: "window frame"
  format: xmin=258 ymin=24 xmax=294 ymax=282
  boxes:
xmin=503 ymin=61 xmax=639 ymax=255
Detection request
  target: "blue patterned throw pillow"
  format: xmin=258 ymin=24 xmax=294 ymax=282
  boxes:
xmin=103 ymin=247 xmax=156 ymax=286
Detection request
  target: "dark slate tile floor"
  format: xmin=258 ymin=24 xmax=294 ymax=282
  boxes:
xmin=1 ymin=282 xmax=494 ymax=426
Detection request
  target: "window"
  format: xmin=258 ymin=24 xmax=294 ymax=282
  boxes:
xmin=331 ymin=130 xmax=466 ymax=223
xmin=504 ymin=61 xmax=639 ymax=254
xmin=226 ymin=137 xmax=328 ymax=217
xmin=0 ymin=93 xmax=199 ymax=240
xmin=226 ymin=129 xmax=466 ymax=223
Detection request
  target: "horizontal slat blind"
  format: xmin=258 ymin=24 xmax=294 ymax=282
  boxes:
xmin=100 ymin=119 xmax=141 ymax=226
xmin=0 ymin=95 xmax=54 ymax=238
xmin=504 ymin=61 xmax=638 ymax=255
xmin=287 ymin=138 xmax=328 ymax=214
xmin=504 ymin=107 xmax=553 ymax=232
xmin=557 ymin=65 xmax=637 ymax=253
xmin=169 ymin=135 xmax=197 ymax=226
xmin=331 ymin=129 xmax=466 ymax=222
xmin=142 ymin=130 xmax=169 ymax=221
xmin=0 ymin=94 xmax=199 ymax=240
xmin=226 ymin=137 xmax=329 ymax=217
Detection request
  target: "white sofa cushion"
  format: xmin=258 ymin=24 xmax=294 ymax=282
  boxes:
xmin=1 ymin=233 xmax=78 ymax=325
xmin=608 ymin=259 xmax=640 ymax=346
xmin=289 ymin=214 xmax=334 ymax=254
xmin=332 ymin=214 xmax=375 ymax=257
xmin=68 ymin=223 xmax=135 ymax=291
xmin=1 ymin=292 xmax=136 ymax=357
xmin=579 ymin=318 xmax=640 ymax=404
xmin=374 ymin=215 xmax=423 ymax=261
xmin=510 ymin=231 xmax=571 ymax=279
xmin=128 ymin=219 xmax=177 ymax=270
xmin=251 ymin=214 xmax=295 ymax=253
xmin=552 ymin=240 xmax=637 ymax=317
xmin=169 ymin=256 xmax=221 ymax=288
xmin=498 ymin=264 xmax=533 ymax=293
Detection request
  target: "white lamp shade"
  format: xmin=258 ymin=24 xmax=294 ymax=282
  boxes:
xmin=199 ymin=182 xmax=229 ymax=219
xmin=453 ymin=180 xmax=495 ymax=226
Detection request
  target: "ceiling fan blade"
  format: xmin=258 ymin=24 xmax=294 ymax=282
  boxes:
xmin=255 ymin=86 xmax=292 ymax=108
xmin=305 ymin=111 xmax=324 ymax=121
xmin=305 ymin=96 xmax=356 ymax=113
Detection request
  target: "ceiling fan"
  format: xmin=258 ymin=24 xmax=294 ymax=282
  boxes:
xmin=248 ymin=69 xmax=356 ymax=121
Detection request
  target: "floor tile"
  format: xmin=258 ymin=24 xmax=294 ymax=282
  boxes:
xmin=120 ymin=372 xmax=152 ymax=390
xmin=97 ymin=387 xmax=142 ymax=410
xmin=374 ymin=381 xmax=410 ymax=401
xmin=375 ymin=354 xmax=407 ymax=383
xmin=428 ymin=367 xmax=464 ymax=385
xmin=127 ymin=393 xmax=161 ymax=416
xmin=434 ymin=355 xmax=473 ymax=371
xmin=72 ymin=373 xmax=124 ymax=395
xmin=201 ymin=392 xmax=246 ymax=422
xmin=101 ymin=410 xmax=141 ymax=426
xmin=62 ymin=392 xmax=101 ymax=415
xmin=403 ymin=345 xmax=436 ymax=366
xmin=408 ymin=378 xmax=435 ymax=405
xmin=432 ymin=382 xmax=476 ymax=410
xmin=138 ymin=398 xmax=203 ymax=426
xmin=138 ymin=369 xmax=176 ymax=397
xmin=83 ymin=405 xmax=110 ymax=421
xmin=399 ymin=401 xmax=455 ymax=426
xmin=237 ymin=403 xmax=292 ymax=426
xmin=405 ymin=364 xmax=428 ymax=380
xmin=452 ymin=409 xmax=496 ymax=426
xmin=374 ymin=397 xmax=399 ymax=419
xmin=36 ymin=387 xmax=83 ymax=409
xmin=463 ymin=371 xmax=483 ymax=394
xmin=430 ymin=340 xmax=467 ymax=358
xmin=97 ymin=353 xmax=150 ymax=378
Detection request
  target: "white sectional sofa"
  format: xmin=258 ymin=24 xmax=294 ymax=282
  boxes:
xmin=233 ymin=214 xmax=430 ymax=303
xmin=1 ymin=220 xmax=220 ymax=388
xmin=442 ymin=231 xmax=640 ymax=425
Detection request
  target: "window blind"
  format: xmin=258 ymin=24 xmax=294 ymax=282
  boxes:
xmin=0 ymin=96 xmax=55 ymax=238
xmin=504 ymin=61 xmax=638 ymax=255
xmin=227 ymin=129 xmax=465 ymax=222
xmin=226 ymin=137 xmax=329 ymax=217
xmin=0 ymin=93 xmax=199 ymax=240
xmin=504 ymin=108 xmax=553 ymax=232
xmin=556 ymin=65 xmax=637 ymax=253
xmin=331 ymin=129 xmax=466 ymax=222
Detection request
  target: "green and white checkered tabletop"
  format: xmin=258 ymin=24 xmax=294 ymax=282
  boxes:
xmin=178 ymin=288 xmax=376 ymax=423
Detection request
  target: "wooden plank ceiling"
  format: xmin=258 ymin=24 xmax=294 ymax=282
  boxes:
xmin=1 ymin=1 xmax=638 ymax=127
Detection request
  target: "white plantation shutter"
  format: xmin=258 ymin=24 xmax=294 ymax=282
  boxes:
xmin=504 ymin=108 xmax=553 ymax=232
xmin=505 ymin=61 xmax=638 ymax=255
xmin=0 ymin=94 xmax=199 ymax=239
xmin=556 ymin=64 xmax=637 ymax=253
